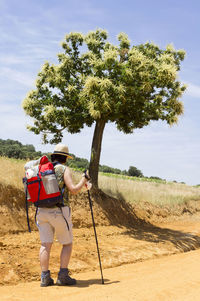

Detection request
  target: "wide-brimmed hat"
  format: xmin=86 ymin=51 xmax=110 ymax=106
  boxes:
xmin=52 ymin=144 xmax=73 ymax=159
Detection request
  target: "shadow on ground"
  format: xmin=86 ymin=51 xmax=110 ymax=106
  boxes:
xmin=93 ymin=189 xmax=200 ymax=253
xmin=123 ymin=225 xmax=200 ymax=252
xmin=75 ymin=278 xmax=119 ymax=288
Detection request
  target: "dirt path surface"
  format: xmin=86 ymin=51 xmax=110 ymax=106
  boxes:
xmin=1 ymin=220 xmax=200 ymax=285
xmin=1 ymin=219 xmax=200 ymax=300
xmin=1 ymin=248 xmax=200 ymax=301
xmin=2 ymin=184 xmax=200 ymax=300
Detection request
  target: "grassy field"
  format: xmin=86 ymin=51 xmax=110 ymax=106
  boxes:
xmin=1 ymin=156 xmax=200 ymax=207
xmin=98 ymin=174 xmax=200 ymax=206
xmin=0 ymin=157 xmax=25 ymax=189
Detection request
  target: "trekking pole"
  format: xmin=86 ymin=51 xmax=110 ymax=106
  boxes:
xmin=87 ymin=189 xmax=104 ymax=284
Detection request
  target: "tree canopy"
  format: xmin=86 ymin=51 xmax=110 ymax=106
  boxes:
xmin=0 ymin=139 xmax=42 ymax=159
xmin=128 ymin=166 xmax=143 ymax=177
xmin=22 ymin=29 xmax=186 ymax=187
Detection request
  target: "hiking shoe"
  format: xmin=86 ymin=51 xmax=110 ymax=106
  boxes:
xmin=56 ymin=268 xmax=77 ymax=286
xmin=40 ymin=270 xmax=54 ymax=287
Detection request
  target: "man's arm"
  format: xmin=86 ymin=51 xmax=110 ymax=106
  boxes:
xmin=63 ymin=167 xmax=88 ymax=194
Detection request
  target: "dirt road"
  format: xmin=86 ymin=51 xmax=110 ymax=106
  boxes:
xmin=1 ymin=219 xmax=200 ymax=300
xmin=1 ymin=248 xmax=200 ymax=301
xmin=2 ymin=184 xmax=200 ymax=300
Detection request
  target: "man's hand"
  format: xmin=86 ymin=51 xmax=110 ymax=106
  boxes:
xmin=82 ymin=170 xmax=90 ymax=181
xmin=85 ymin=181 xmax=92 ymax=190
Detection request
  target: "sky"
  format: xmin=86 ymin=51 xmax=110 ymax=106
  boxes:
xmin=0 ymin=0 xmax=200 ymax=185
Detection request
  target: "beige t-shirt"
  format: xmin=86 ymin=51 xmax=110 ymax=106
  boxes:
xmin=54 ymin=164 xmax=69 ymax=206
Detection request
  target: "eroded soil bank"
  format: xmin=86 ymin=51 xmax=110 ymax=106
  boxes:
xmin=1 ymin=183 xmax=200 ymax=287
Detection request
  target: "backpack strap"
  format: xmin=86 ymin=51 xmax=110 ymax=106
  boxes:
xmin=52 ymin=162 xmax=69 ymax=230
xmin=60 ymin=207 xmax=70 ymax=230
xmin=35 ymin=206 xmax=38 ymax=226
xmin=37 ymin=174 xmax=42 ymax=202
xmin=25 ymin=183 xmax=31 ymax=233
xmin=53 ymin=161 xmax=65 ymax=203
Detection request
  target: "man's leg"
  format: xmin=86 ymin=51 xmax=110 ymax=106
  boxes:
xmin=60 ymin=243 xmax=72 ymax=268
xmin=40 ymin=242 xmax=52 ymax=271
xmin=39 ymin=243 xmax=54 ymax=287
xmin=57 ymin=243 xmax=76 ymax=285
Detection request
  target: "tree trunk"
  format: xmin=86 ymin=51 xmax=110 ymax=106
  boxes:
xmin=89 ymin=119 xmax=106 ymax=188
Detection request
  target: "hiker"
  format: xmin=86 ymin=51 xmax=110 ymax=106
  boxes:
xmin=36 ymin=144 xmax=90 ymax=287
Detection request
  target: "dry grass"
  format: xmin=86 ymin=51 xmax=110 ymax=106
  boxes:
xmin=99 ymin=174 xmax=200 ymax=206
xmin=0 ymin=157 xmax=25 ymax=189
xmin=1 ymin=157 xmax=200 ymax=207
xmin=0 ymin=157 xmax=27 ymax=209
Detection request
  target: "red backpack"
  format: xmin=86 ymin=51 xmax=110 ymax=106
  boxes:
xmin=23 ymin=156 xmax=63 ymax=231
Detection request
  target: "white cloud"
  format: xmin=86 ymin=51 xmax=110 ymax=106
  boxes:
xmin=185 ymin=82 xmax=200 ymax=98
xmin=0 ymin=55 xmax=27 ymax=65
xmin=0 ymin=103 xmax=18 ymax=113
xmin=0 ymin=67 xmax=35 ymax=87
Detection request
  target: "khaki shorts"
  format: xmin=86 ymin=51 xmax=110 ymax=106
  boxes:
xmin=36 ymin=206 xmax=73 ymax=245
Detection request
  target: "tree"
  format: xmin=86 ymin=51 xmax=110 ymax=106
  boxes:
xmin=0 ymin=139 xmax=42 ymax=159
xmin=22 ymin=29 xmax=186 ymax=188
xmin=99 ymin=165 xmax=121 ymax=174
xmin=128 ymin=166 xmax=143 ymax=177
